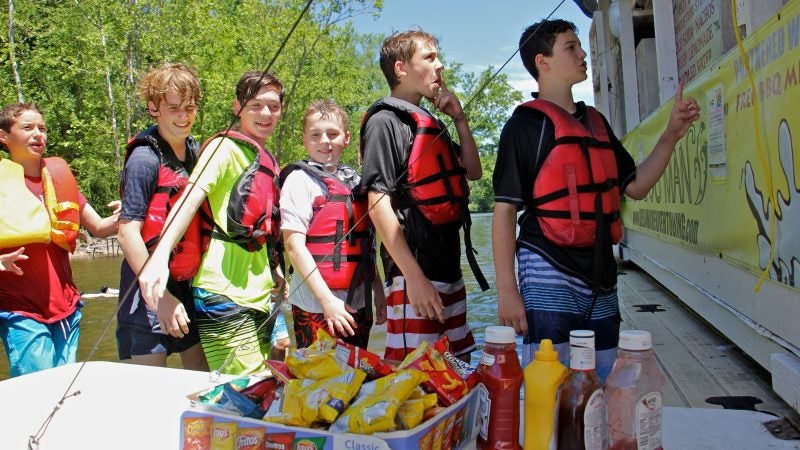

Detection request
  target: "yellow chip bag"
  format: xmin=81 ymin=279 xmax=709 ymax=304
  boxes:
xmin=210 ymin=421 xmax=237 ymax=450
xmin=395 ymin=393 xmax=438 ymax=430
xmin=329 ymin=369 xmax=426 ymax=434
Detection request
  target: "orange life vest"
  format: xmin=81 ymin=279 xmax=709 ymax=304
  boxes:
xmin=0 ymin=157 xmax=80 ymax=252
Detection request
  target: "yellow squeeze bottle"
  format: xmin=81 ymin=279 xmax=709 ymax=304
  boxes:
xmin=523 ymin=339 xmax=568 ymax=450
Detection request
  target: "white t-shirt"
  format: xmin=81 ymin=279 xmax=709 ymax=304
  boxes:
xmin=279 ymin=168 xmax=367 ymax=313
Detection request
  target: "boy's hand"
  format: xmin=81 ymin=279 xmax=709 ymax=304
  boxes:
xmin=666 ymin=82 xmax=700 ymax=139
xmin=320 ymin=296 xmax=357 ymax=338
xmin=372 ymin=280 xmax=387 ymax=325
xmin=432 ymin=76 xmax=467 ymax=123
xmin=498 ymin=290 xmax=528 ymax=336
xmin=157 ymin=291 xmax=191 ymax=338
xmin=107 ymin=200 xmax=122 ymax=216
xmin=407 ymin=276 xmax=445 ymax=323
xmin=138 ymin=257 xmax=169 ymax=310
xmin=0 ymin=247 xmax=28 ymax=276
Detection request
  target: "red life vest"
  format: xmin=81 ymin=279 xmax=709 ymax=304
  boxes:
xmin=520 ymin=99 xmax=622 ymax=248
xmin=202 ymin=130 xmax=280 ymax=252
xmin=359 ymin=97 xmax=489 ymax=292
xmin=360 ymin=98 xmax=468 ymax=225
xmin=123 ymin=126 xmax=209 ymax=281
xmin=281 ymin=161 xmax=375 ymax=303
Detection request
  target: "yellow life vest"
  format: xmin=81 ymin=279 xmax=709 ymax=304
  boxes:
xmin=0 ymin=157 xmax=81 ymax=252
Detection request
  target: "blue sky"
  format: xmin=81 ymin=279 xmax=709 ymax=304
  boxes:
xmin=349 ymin=0 xmax=595 ymax=105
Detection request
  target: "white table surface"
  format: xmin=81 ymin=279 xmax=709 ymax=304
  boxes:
xmin=0 ymin=362 xmax=797 ymax=449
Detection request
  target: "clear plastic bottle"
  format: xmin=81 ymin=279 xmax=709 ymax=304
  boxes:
xmin=606 ymin=330 xmax=665 ymax=450
xmin=557 ymin=330 xmax=608 ymax=450
xmin=523 ymin=339 xmax=568 ymax=450
xmin=476 ymin=325 xmax=524 ymax=450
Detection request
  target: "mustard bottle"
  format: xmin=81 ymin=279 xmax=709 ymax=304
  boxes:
xmin=523 ymin=339 xmax=568 ymax=450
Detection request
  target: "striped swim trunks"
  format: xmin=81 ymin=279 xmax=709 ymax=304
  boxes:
xmin=384 ymin=275 xmax=475 ymax=362
xmin=192 ymin=287 xmax=272 ymax=375
xmin=517 ymin=247 xmax=620 ymax=380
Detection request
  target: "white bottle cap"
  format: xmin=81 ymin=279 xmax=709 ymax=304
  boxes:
xmin=619 ymin=330 xmax=652 ymax=350
xmin=569 ymin=330 xmax=596 ymax=348
xmin=485 ymin=326 xmax=516 ymax=344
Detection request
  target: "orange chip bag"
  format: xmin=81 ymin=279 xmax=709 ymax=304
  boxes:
xmin=183 ymin=416 xmax=212 ymax=450
xmin=234 ymin=427 xmax=265 ymax=450
xmin=399 ymin=340 xmax=468 ymax=406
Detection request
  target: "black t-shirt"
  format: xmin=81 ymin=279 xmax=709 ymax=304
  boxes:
xmin=493 ymin=101 xmax=636 ymax=289
xmin=360 ymin=99 xmax=463 ymax=283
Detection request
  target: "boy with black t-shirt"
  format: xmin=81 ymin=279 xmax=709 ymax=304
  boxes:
xmin=492 ymin=19 xmax=700 ymax=378
xmin=360 ymin=30 xmax=482 ymax=362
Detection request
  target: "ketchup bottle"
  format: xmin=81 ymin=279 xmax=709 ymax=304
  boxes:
xmin=557 ymin=330 xmax=608 ymax=450
xmin=476 ymin=325 xmax=523 ymax=450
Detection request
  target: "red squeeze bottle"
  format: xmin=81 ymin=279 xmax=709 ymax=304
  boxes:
xmin=476 ymin=325 xmax=524 ymax=450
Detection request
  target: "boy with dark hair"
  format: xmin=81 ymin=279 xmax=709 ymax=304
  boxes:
xmin=139 ymin=71 xmax=286 ymax=375
xmin=360 ymin=30 xmax=483 ymax=362
xmin=281 ymin=100 xmax=386 ymax=349
xmin=0 ymin=102 xmax=120 ymax=377
xmin=492 ymin=19 xmax=700 ymax=378
xmin=116 ymin=62 xmax=208 ymax=370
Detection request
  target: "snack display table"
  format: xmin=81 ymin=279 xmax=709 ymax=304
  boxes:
xmin=0 ymin=362 xmax=796 ymax=449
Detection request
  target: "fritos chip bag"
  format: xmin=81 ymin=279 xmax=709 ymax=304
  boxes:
xmin=182 ymin=416 xmax=212 ymax=450
xmin=234 ymin=427 xmax=265 ymax=450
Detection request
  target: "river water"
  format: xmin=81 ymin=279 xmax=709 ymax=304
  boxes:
xmin=0 ymin=213 xmax=503 ymax=379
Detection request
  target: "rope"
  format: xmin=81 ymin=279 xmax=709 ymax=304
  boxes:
xmin=731 ymin=0 xmax=777 ymax=292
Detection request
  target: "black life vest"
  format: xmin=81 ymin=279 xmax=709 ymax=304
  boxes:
xmin=201 ymin=130 xmax=280 ymax=252
xmin=520 ymin=99 xmax=622 ymax=248
xmin=123 ymin=126 xmax=210 ymax=281
xmin=360 ymin=97 xmax=489 ymax=291
xmin=280 ymin=161 xmax=375 ymax=305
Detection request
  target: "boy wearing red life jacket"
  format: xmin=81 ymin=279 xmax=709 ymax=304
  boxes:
xmin=116 ymin=63 xmax=208 ymax=371
xmin=492 ymin=19 xmax=700 ymax=379
xmin=280 ymin=100 xmax=387 ymax=349
xmin=360 ymin=31 xmax=483 ymax=362
xmin=138 ymin=71 xmax=286 ymax=375
xmin=0 ymin=102 xmax=120 ymax=377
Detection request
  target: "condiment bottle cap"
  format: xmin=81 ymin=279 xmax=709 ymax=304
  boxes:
xmin=485 ymin=325 xmax=516 ymax=344
xmin=535 ymin=339 xmax=559 ymax=361
xmin=619 ymin=330 xmax=652 ymax=350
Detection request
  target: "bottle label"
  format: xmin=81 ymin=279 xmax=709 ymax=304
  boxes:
xmin=479 ymin=352 xmax=496 ymax=366
xmin=476 ymin=383 xmax=491 ymax=441
xmin=583 ymin=389 xmax=608 ymax=450
xmin=635 ymin=391 xmax=663 ymax=450
xmin=569 ymin=344 xmax=595 ymax=370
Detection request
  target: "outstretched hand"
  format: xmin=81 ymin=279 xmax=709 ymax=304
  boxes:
xmin=0 ymin=247 xmax=28 ymax=276
xmin=666 ymin=82 xmax=701 ymax=138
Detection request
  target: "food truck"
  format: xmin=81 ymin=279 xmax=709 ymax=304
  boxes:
xmin=575 ymin=0 xmax=800 ymax=412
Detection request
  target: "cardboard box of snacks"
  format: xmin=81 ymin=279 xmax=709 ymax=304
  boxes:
xmin=179 ymin=385 xmax=480 ymax=450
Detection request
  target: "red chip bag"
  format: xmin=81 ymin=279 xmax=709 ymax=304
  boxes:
xmin=335 ymin=340 xmax=395 ymax=379
xmin=399 ymin=341 xmax=468 ymax=406
xmin=432 ymin=336 xmax=479 ymax=389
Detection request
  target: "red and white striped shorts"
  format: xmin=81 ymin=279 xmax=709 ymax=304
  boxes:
xmin=383 ymin=275 xmax=475 ymax=362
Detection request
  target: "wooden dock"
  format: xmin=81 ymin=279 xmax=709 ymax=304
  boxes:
xmin=617 ymin=261 xmax=798 ymax=419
